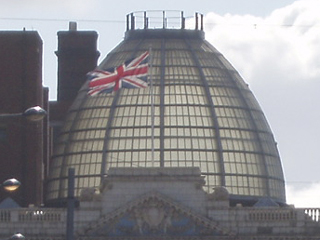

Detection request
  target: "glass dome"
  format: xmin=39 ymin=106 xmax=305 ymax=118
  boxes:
xmin=46 ymin=11 xmax=285 ymax=206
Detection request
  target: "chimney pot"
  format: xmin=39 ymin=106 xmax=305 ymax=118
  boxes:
xmin=69 ymin=22 xmax=77 ymax=31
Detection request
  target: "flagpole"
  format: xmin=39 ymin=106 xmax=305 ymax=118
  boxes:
xmin=149 ymin=47 xmax=155 ymax=167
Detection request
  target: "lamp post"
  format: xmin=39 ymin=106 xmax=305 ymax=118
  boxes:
xmin=0 ymin=106 xmax=47 ymax=121
xmin=0 ymin=106 xmax=44 ymax=240
xmin=0 ymin=105 xmax=46 ymax=207
xmin=66 ymin=168 xmax=75 ymax=240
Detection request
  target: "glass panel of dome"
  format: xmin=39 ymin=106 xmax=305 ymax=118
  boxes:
xmin=241 ymin=140 xmax=256 ymax=152
xmin=165 ymin=40 xmax=188 ymax=49
xmin=216 ymin=55 xmax=237 ymax=71
xmin=71 ymin=131 xmax=83 ymax=140
xmin=50 ymin=156 xmax=63 ymax=170
xmin=47 ymin=18 xmax=286 ymax=204
xmin=203 ymin=68 xmax=228 ymax=81
xmin=203 ymin=56 xmax=225 ymax=69
xmin=248 ymin=163 xmax=262 ymax=175
xmin=102 ymin=53 xmax=129 ymax=67
xmin=236 ymin=118 xmax=251 ymax=129
xmin=53 ymin=144 xmax=65 ymax=155
xmin=85 ymin=130 xmax=101 ymax=139
xmin=63 ymin=112 xmax=77 ymax=131
xmin=67 ymin=141 xmax=82 ymax=153
xmin=94 ymin=118 xmax=108 ymax=128
xmin=265 ymin=156 xmax=283 ymax=176
xmin=74 ymin=119 xmax=88 ymax=129
xmin=229 ymin=72 xmax=249 ymax=88
xmin=200 ymin=116 xmax=211 ymax=127
xmin=165 ymin=51 xmax=193 ymax=65
xmin=86 ymin=140 xmax=104 ymax=151
xmin=165 ymin=67 xmax=199 ymax=80
xmin=204 ymin=175 xmax=220 ymax=193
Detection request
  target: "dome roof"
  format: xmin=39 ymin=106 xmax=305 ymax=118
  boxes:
xmin=46 ymin=11 xmax=285 ymax=206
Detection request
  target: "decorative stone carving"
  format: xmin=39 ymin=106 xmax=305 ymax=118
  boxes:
xmin=209 ymin=186 xmax=230 ymax=201
xmin=133 ymin=201 xmax=174 ymax=234
xmin=99 ymin=180 xmax=113 ymax=193
xmin=80 ymin=192 xmax=235 ymax=238
xmin=79 ymin=187 xmax=101 ymax=201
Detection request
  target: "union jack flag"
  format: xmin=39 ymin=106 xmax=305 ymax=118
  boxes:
xmin=87 ymin=51 xmax=149 ymax=95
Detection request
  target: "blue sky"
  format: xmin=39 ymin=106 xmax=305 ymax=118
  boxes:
xmin=0 ymin=0 xmax=319 ymax=207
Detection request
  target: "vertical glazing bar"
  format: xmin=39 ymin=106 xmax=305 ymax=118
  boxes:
xmin=149 ymin=47 xmax=155 ymax=166
xmin=159 ymin=40 xmax=166 ymax=168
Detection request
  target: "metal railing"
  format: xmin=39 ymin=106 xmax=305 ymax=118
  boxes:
xmin=126 ymin=11 xmax=204 ymax=31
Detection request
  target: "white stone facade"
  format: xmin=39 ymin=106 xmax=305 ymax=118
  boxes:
xmin=1 ymin=167 xmax=320 ymax=240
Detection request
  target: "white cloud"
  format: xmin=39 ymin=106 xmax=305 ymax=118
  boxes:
xmin=204 ymin=0 xmax=320 ymax=84
xmin=286 ymin=183 xmax=320 ymax=208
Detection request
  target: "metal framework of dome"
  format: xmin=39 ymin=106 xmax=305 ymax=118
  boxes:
xmin=47 ymin=11 xmax=286 ymax=206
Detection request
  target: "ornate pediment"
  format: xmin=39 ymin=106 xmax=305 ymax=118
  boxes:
xmin=78 ymin=191 xmax=235 ymax=238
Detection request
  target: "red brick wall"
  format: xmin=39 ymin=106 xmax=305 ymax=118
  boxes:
xmin=0 ymin=31 xmax=45 ymax=207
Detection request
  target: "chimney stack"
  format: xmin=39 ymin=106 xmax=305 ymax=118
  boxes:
xmin=55 ymin=23 xmax=100 ymax=102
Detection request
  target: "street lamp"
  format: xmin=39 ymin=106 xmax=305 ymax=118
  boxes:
xmin=22 ymin=106 xmax=47 ymax=122
xmin=9 ymin=233 xmax=25 ymax=240
xmin=3 ymin=181 xmax=23 ymax=240
xmin=0 ymin=106 xmax=47 ymax=122
xmin=2 ymin=178 xmax=21 ymax=192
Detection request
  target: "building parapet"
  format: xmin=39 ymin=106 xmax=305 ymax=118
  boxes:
xmin=0 ymin=207 xmax=319 ymax=238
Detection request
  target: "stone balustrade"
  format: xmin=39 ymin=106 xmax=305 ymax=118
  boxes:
xmin=304 ymin=208 xmax=320 ymax=222
xmin=0 ymin=189 xmax=320 ymax=240
xmin=0 ymin=208 xmax=64 ymax=223
xmin=0 ymin=206 xmax=318 ymax=238
xmin=247 ymin=208 xmax=298 ymax=222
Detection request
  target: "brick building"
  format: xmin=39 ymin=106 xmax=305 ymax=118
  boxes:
xmin=0 ymin=31 xmax=47 ymax=206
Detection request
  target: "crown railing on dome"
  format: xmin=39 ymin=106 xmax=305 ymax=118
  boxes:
xmin=126 ymin=11 xmax=203 ymax=31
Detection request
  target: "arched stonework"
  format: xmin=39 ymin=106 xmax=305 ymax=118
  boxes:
xmin=77 ymin=192 xmax=236 ymax=238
